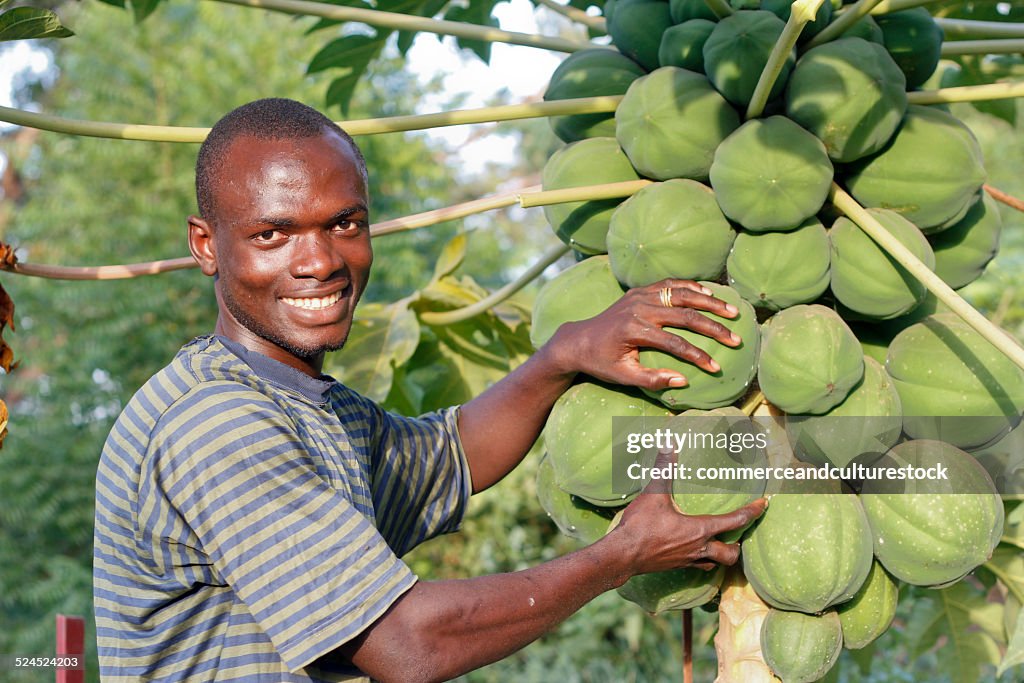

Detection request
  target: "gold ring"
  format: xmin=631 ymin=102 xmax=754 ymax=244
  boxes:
xmin=659 ymin=287 xmax=673 ymax=308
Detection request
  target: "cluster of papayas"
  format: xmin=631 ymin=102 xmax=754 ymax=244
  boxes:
xmin=534 ymin=0 xmax=1018 ymax=675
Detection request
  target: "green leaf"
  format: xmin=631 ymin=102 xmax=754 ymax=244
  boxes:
xmin=0 ymin=7 xmax=73 ymax=41
xmin=329 ymin=299 xmax=420 ymax=401
xmin=313 ymin=34 xmax=386 ymax=115
xmin=985 ymin=545 xmax=1024 ymax=604
xmin=129 ymin=0 xmax=161 ymax=22
xmin=431 ymin=233 xmax=468 ymax=283
xmin=420 ymin=274 xmax=489 ymax=309
xmin=443 ymin=0 xmax=501 ymax=63
xmin=904 ymin=582 xmax=1003 ymax=683
xmin=396 ymin=0 xmax=449 ymax=53
xmin=1001 ymin=602 xmax=1024 ymax=677
xmin=304 ymin=0 xmax=376 ymax=35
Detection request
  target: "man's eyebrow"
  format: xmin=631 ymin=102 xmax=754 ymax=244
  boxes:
xmin=252 ymin=204 xmax=368 ymax=229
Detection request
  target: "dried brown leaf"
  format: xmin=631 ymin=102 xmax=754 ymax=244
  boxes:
xmin=0 ymin=398 xmax=8 ymax=450
xmin=0 ymin=242 xmax=17 ymax=268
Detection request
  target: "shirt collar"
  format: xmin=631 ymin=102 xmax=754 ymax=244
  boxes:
xmin=215 ymin=335 xmax=336 ymax=404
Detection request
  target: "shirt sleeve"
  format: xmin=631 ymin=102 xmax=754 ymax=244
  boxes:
xmin=354 ymin=395 xmax=474 ymax=558
xmin=151 ymin=381 xmax=415 ymax=673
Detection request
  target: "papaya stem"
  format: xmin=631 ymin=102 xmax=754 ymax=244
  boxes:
xmin=941 ymin=39 xmax=1024 ymax=57
xmin=869 ymin=0 xmax=937 ymax=13
xmin=746 ymin=0 xmax=824 ymax=119
xmin=419 ymin=242 xmax=569 ymax=325
xmin=985 ymin=184 xmax=1024 ymax=214
xmin=830 ymin=183 xmax=1024 ymax=372
xmin=209 ymin=0 xmax=591 ymax=53
xmin=741 ymin=390 xmax=766 ymax=417
xmin=703 ymin=0 xmax=734 ymax=19
xmin=0 ymin=185 xmax=541 ymax=280
xmin=0 ymin=96 xmax=623 ymax=142
xmin=533 ymin=0 xmax=607 ymax=33
xmin=713 ymin=567 xmax=778 ymax=683
xmin=517 ymin=179 xmax=653 ymax=208
xmin=934 ymin=17 xmax=1024 ymax=40
xmin=684 ymin=609 xmax=693 ymax=683
xmin=907 ymin=81 xmax=1024 ymax=106
xmin=806 ymin=0 xmax=883 ymax=49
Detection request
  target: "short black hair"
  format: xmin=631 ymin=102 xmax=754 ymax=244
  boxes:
xmin=195 ymin=97 xmax=367 ymax=223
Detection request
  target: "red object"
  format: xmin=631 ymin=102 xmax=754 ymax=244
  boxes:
xmin=55 ymin=615 xmax=84 ymax=683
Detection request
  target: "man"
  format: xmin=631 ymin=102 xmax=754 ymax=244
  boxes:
xmin=94 ymin=98 xmax=765 ymax=682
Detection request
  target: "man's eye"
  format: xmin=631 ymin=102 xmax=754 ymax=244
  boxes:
xmin=335 ymin=221 xmax=361 ymax=233
xmin=256 ymin=230 xmax=277 ymax=241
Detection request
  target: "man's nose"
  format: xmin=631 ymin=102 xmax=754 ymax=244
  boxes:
xmin=291 ymin=231 xmax=344 ymax=280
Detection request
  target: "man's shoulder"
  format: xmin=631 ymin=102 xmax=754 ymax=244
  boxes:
xmin=104 ymin=337 xmax=271 ymax=456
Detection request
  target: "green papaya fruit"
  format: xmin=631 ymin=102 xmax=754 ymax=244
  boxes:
xmin=670 ymin=0 xmax=718 ymax=23
xmin=758 ymin=305 xmax=865 ymax=414
xmin=536 ymin=453 xmax=618 ymax=544
xmin=930 ymin=192 xmax=1003 ymax=290
xmin=703 ymin=10 xmax=794 ymax=108
xmin=710 ymin=116 xmax=833 ymax=232
xmin=762 ymin=609 xmax=843 ymax=683
xmin=829 ymin=208 xmax=936 ymax=320
xmin=607 ymin=0 xmax=674 ymax=70
xmin=544 ymin=380 xmax=673 ymax=506
xmin=639 ymin=282 xmax=760 ymax=410
xmin=743 ymin=493 xmax=874 ymax=612
xmin=786 ymin=357 xmax=902 ymax=469
xmin=785 ymin=37 xmax=907 ymax=163
xmin=841 ymin=15 xmax=884 ymax=43
xmin=970 ymin=419 xmax=1024 ymax=496
xmin=876 ymin=7 xmax=943 ymax=89
xmin=844 ymin=105 xmax=986 ymax=231
xmin=615 ymin=66 xmax=741 ymax=180
xmin=544 ymin=48 xmax=647 ymax=143
xmin=541 ymin=137 xmax=641 ymax=255
xmin=531 ymin=255 xmax=625 ymax=348
xmin=658 ymin=19 xmax=715 ymax=72
xmin=671 ymin=407 xmax=767 ymax=542
xmin=726 ymin=218 xmax=830 ymax=310
xmin=607 ymin=179 xmax=735 ymax=287
xmin=617 ymin=565 xmax=725 ymax=612
xmin=886 ymin=313 xmax=1024 ymax=448
xmin=860 ymin=440 xmax=1005 ymax=586
xmin=837 ymin=560 xmax=898 ymax=649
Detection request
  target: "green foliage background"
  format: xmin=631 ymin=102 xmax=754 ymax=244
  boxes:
xmin=0 ymin=1 xmax=1023 ymax=682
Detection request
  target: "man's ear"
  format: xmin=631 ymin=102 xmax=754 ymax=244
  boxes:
xmin=188 ymin=215 xmax=218 ymax=276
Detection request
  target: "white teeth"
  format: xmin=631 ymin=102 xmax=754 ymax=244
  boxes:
xmin=282 ymin=291 xmax=343 ymax=310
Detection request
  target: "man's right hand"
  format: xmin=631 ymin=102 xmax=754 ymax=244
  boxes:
xmin=606 ymin=448 xmax=768 ymax=575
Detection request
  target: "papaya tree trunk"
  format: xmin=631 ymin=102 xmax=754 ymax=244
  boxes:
xmin=714 ymin=568 xmax=779 ymax=683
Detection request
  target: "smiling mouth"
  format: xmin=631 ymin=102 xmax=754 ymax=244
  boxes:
xmin=281 ymin=290 xmax=344 ymax=310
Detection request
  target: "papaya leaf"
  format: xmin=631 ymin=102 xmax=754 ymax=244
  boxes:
xmin=94 ymin=0 xmax=127 ymax=7
xmin=443 ymin=0 xmax=500 ymax=63
xmin=396 ymin=0 xmax=449 ymax=54
xmin=129 ymin=0 xmax=161 ymax=23
xmin=904 ymin=582 xmax=1003 ymax=683
xmin=985 ymin=546 xmax=1024 ymax=605
xmin=1007 ymin=594 xmax=1021 ymax=644
xmin=0 ymin=7 xmax=73 ymax=42
xmin=314 ymin=34 xmax=387 ymax=115
xmin=419 ymin=274 xmax=489 ymax=309
xmin=328 ymin=298 xmax=420 ymax=401
xmin=1001 ymin=603 xmax=1024 ymax=677
xmin=431 ymin=233 xmax=468 ymax=283
xmin=304 ymin=0 xmax=377 ymax=34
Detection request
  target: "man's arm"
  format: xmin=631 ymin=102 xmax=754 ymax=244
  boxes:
xmin=458 ymin=279 xmax=742 ymax=492
xmin=334 ymin=480 xmax=767 ymax=683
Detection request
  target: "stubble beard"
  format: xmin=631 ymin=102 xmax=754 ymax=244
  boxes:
xmin=220 ymin=285 xmax=351 ymax=361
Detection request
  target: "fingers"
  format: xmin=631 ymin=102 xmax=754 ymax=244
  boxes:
xmin=659 ymin=306 xmax=742 ymax=349
xmin=646 ymin=279 xmax=739 ymax=320
xmin=698 ymin=540 xmax=742 ymax=566
xmin=701 ymin=498 xmax=769 ymax=538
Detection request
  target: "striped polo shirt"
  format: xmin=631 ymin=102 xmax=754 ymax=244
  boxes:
xmin=94 ymin=335 xmax=472 ymax=681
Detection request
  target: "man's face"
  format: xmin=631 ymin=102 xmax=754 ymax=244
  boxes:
xmin=199 ymin=130 xmax=372 ymax=370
